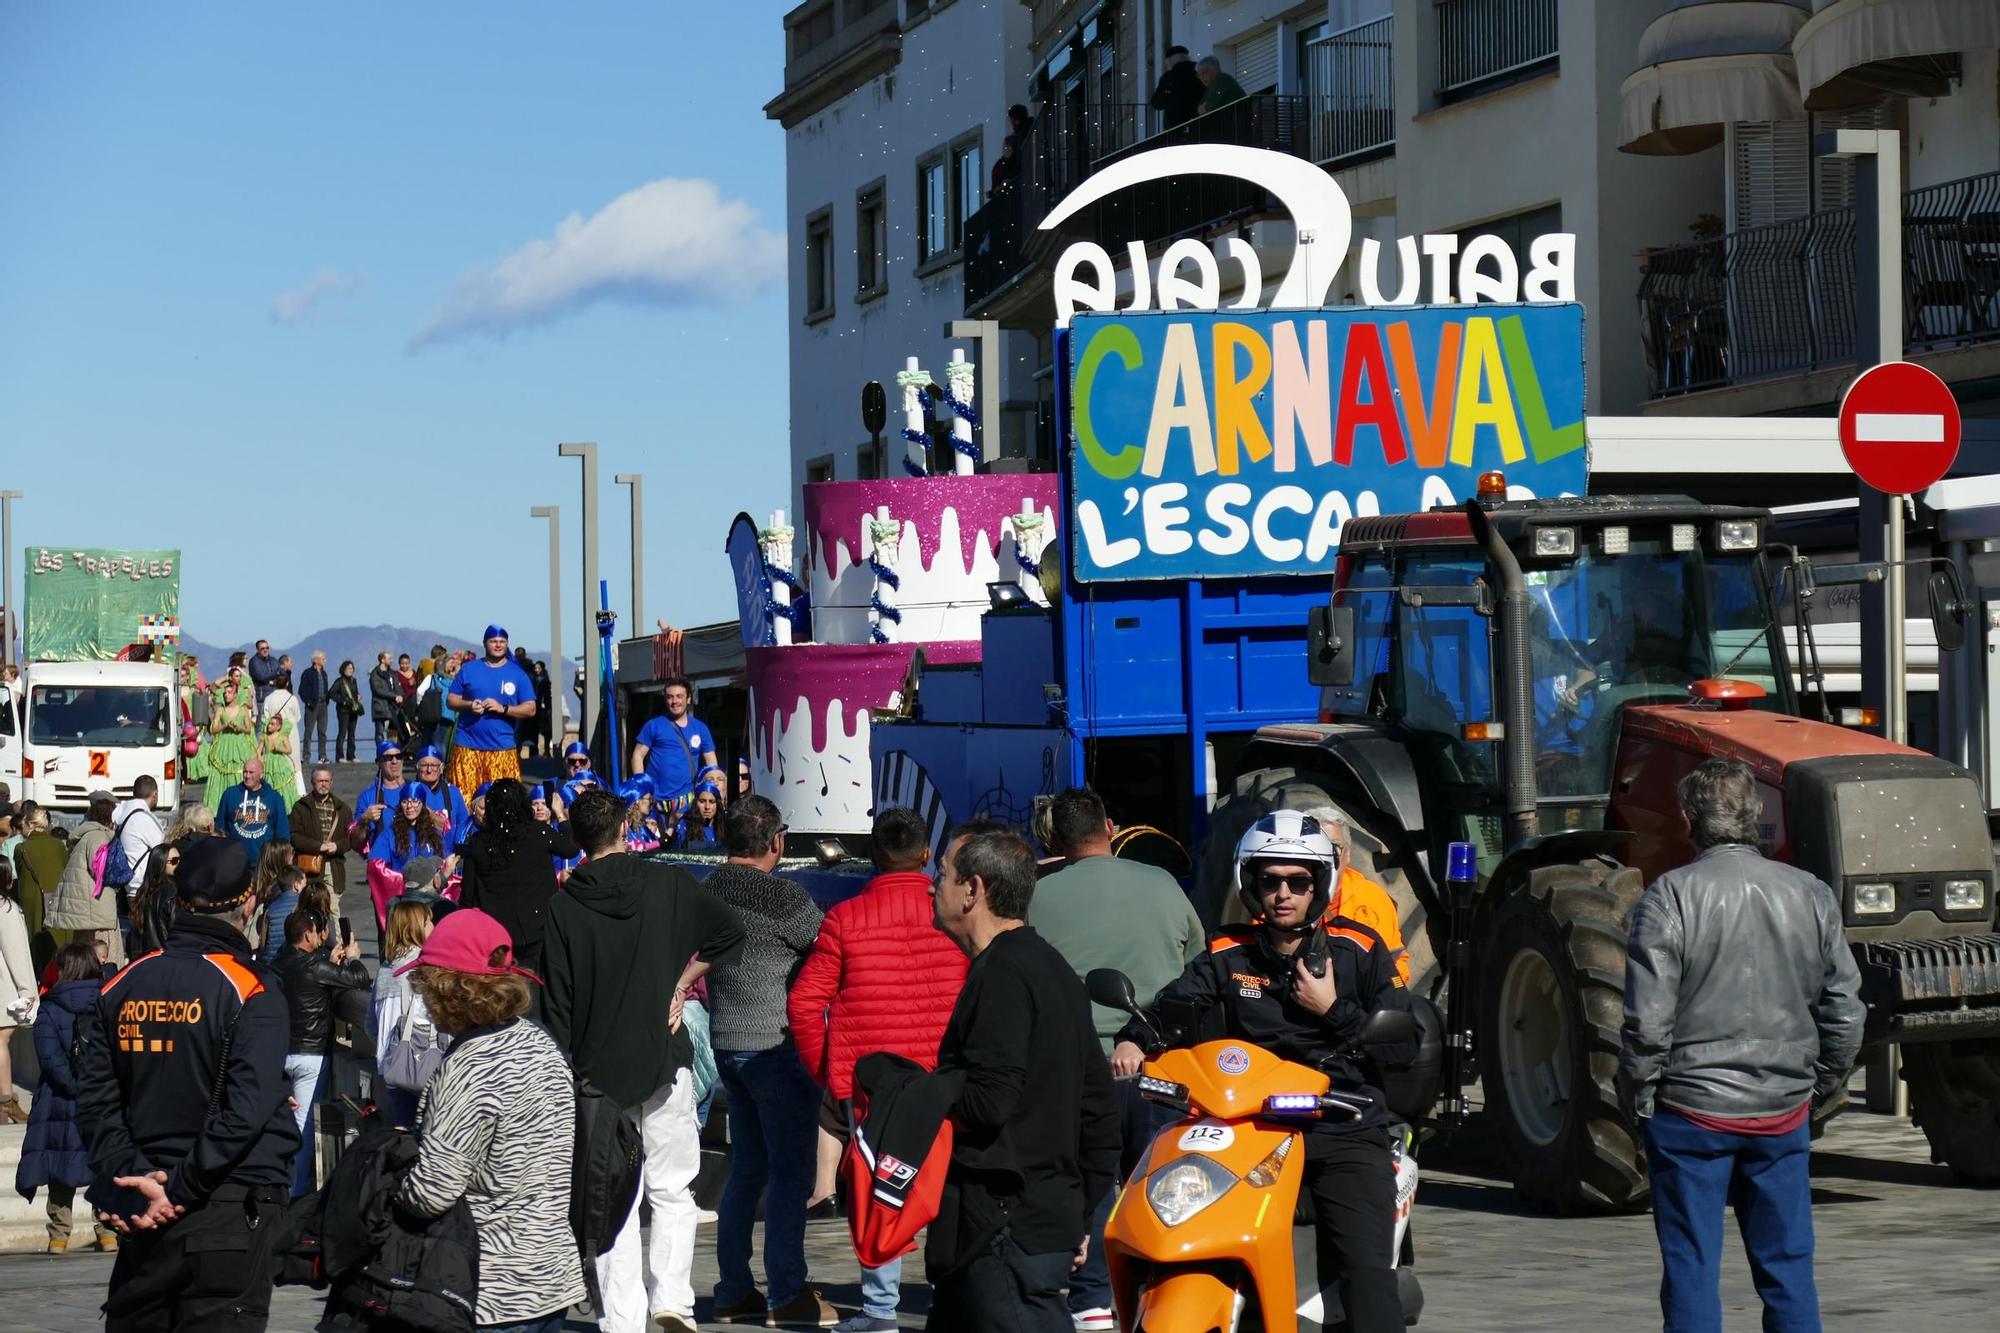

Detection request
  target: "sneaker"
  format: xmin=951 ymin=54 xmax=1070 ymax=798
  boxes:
xmin=767 ymin=1288 xmax=838 ymax=1328
xmin=833 ymin=1317 xmax=898 ymax=1333
xmin=654 ymin=1314 xmax=699 ymax=1333
xmin=1073 ymin=1311 xmax=1116 ymax=1332
xmin=96 ymin=1235 xmax=118 ymax=1253
xmin=45 ymin=1238 xmax=66 ymax=1254
xmin=714 ymin=1290 xmax=768 ymax=1324
xmin=697 ymin=1207 xmax=719 ymax=1224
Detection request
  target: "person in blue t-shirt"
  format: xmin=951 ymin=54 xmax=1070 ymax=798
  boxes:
xmin=630 ymin=676 xmax=716 ymax=811
xmin=409 ymin=745 xmax=472 ymax=847
xmin=445 ymin=624 xmax=538 ymax=799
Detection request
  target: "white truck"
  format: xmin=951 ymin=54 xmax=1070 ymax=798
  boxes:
xmin=0 ymin=659 xmax=182 ymax=814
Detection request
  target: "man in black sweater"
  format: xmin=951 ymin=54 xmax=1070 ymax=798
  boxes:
xmin=544 ymin=789 xmax=744 ymax=1333
xmin=927 ymin=820 xmax=1120 ymax=1333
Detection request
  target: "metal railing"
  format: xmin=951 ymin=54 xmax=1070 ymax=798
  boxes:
xmin=1638 ymin=170 xmax=2000 ymax=397
xmin=1304 ymin=16 xmax=1395 ymax=166
xmin=1437 ymin=0 xmax=1557 ymax=98
xmin=965 ymin=93 xmax=1312 ymax=311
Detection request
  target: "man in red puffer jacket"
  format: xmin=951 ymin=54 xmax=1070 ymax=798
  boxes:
xmin=789 ymin=806 xmax=968 ymax=1332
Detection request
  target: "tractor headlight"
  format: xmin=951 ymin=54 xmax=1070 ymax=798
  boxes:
xmin=1716 ymin=519 xmax=1760 ymax=551
xmin=1598 ymin=525 xmax=1630 ymax=555
xmin=1146 ymin=1155 xmax=1237 ymax=1227
xmin=1853 ymin=882 xmax=1896 ymax=916
xmin=1943 ymin=879 xmax=1987 ymax=912
xmin=1671 ymin=523 xmax=1698 ymax=552
xmin=1533 ymin=527 xmax=1577 ymax=557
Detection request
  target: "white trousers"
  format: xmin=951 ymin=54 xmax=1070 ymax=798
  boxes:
xmin=596 ymin=1067 xmax=701 ymax=1329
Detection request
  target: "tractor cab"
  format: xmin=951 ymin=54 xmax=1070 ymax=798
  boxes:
xmin=1314 ymin=488 xmax=1783 ymax=849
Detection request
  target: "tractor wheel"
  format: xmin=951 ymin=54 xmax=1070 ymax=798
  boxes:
xmin=1201 ymin=767 xmax=1437 ymax=994
xmin=1904 ymin=1039 xmax=2000 ymax=1186
xmin=1477 ymin=858 xmax=1649 ymax=1213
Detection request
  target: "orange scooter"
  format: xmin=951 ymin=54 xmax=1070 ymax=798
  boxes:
xmin=1087 ymin=970 xmax=1425 ymax=1333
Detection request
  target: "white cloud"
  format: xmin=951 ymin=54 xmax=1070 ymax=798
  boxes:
xmin=272 ymin=269 xmax=361 ymax=324
xmin=408 ymin=177 xmax=784 ymax=350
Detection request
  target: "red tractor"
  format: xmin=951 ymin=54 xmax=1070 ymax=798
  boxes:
xmin=1207 ymin=485 xmax=2000 ymax=1210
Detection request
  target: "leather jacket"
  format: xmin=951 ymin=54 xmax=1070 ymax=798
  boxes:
xmin=1619 ymin=844 xmax=1865 ymax=1121
xmin=274 ymin=943 xmax=372 ymax=1055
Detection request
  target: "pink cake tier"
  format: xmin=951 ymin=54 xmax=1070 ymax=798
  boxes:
xmin=804 ymin=474 xmax=1060 ymax=650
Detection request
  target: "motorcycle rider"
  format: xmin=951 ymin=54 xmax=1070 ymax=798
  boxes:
xmin=1110 ymin=810 xmax=1414 ymax=1333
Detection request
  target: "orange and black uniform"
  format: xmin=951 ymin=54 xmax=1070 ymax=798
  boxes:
xmin=77 ymin=910 xmax=299 ymax=1332
xmin=1117 ymin=916 xmax=1413 ymax=1333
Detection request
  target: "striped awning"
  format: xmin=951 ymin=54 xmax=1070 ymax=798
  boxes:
xmin=1794 ymin=0 xmax=2000 ymax=109
xmin=1620 ymin=0 xmax=1812 ymax=155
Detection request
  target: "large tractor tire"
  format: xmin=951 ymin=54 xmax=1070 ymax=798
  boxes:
xmin=1201 ymin=767 xmax=1438 ymax=995
xmin=1904 ymin=1039 xmax=2000 ymax=1186
xmin=1477 ymin=858 xmax=1649 ymax=1213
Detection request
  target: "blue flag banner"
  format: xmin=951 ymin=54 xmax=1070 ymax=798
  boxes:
xmin=1066 ymin=304 xmax=1588 ymax=583
xmin=726 ymin=512 xmax=771 ymax=649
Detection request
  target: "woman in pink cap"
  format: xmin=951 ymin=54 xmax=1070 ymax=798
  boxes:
xmin=393 ymin=908 xmax=583 ymax=1331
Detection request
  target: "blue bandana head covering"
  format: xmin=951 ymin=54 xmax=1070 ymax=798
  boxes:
xmin=564 ymin=740 xmax=590 ymax=760
xmin=473 ymin=782 xmax=493 ymax=800
xmin=560 ymin=777 xmax=597 ymax=807
xmin=483 ymin=624 xmax=508 ymax=642
xmin=692 ymin=780 xmax=722 ymax=801
xmin=616 ymin=780 xmax=651 ymax=804
xmin=415 ymin=745 xmax=444 ymax=763
xmin=400 ymin=783 xmax=431 ymax=808
xmin=377 ymin=740 xmax=404 ymax=761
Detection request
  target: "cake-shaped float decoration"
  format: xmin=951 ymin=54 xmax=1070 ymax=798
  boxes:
xmin=738 ymin=348 xmax=1061 ymax=839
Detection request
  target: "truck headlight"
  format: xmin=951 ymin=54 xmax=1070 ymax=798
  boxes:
xmin=1533 ymin=527 xmax=1577 ymax=557
xmin=1145 ymin=1155 xmax=1237 ymax=1227
xmin=1853 ymin=882 xmax=1896 ymax=915
xmin=1716 ymin=519 xmax=1760 ymax=551
xmin=1943 ymin=879 xmax=1987 ymax=912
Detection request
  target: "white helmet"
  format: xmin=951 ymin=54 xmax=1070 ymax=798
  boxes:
xmin=1234 ymin=809 xmax=1340 ymax=930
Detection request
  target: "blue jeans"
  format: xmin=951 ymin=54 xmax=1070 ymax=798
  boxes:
xmin=1643 ymin=1109 xmax=1820 ymax=1333
xmin=285 ymin=1052 xmax=325 ymax=1197
xmin=714 ymin=1042 xmax=821 ymax=1307
xmin=860 ymin=1256 xmax=903 ymax=1321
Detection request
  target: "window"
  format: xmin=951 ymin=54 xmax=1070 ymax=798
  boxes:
xmin=1454 ymin=203 xmax=1561 ymax=302
xmin=1436 ymin=0 xmax=1558 ymax=100
xmin=29 ymin=685 xmax=170 ymax=748
xmin=856 ymin=180 xmax=887 ymax=299
xmin=805 ymin=454 xmax=836 ymax=485
xmin=952 ymin=136 xmax=982 ymax=250
xmin=917 ymin=153 xmax=950 ymax=264
xmin=804 ymin=207 xmax=834 ymax=321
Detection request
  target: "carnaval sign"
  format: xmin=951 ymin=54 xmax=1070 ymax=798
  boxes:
xmin=25 ymin=547 xmax=183 ymax=661
xmin=1066 ymin=305 xmax=1587 ymax=583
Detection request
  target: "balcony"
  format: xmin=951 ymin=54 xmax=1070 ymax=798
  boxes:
xmin=765 ymin=0 xmax=901 ymax=127
xmin=964 ymin=93 xmax=1313 ymax=315
xmin=1638 ymin=170 xmax=2000 ymax=398
xmin=1304 ymin=16 xmax=1395 ymax=168
xmin=1437 ymin=0 xmax=1557 ymax=100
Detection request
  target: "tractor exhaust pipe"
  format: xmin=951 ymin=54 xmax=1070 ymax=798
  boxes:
xmin=1465 ymin=500 xmax=1539 ymax=845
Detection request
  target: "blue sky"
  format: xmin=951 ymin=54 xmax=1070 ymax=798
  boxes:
xmin=0 ymin=3 xmax=789 ymax=652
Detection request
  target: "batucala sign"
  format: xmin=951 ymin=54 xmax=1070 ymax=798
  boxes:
xmin=1047 ymin=145 xmax=1587 ymax=583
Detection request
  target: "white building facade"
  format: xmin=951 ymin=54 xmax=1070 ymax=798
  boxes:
xmin=767 ymin=0 xmax=1035 ymax=524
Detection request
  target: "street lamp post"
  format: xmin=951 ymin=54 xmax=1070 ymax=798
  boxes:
xmin=530 ymin=505 xmax=562 ymax=744
xmin=558 ymin=443 xmax=601 ymax=744
xmin=615 ymin=472 xmax=644 ymax=633
xmin=0 ymin=490 xmax=21 ymax=668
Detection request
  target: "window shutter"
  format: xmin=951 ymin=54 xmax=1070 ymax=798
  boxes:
xmin=1232 ymin=29 xmax=1280 ymax=95
xmin=1810 ymin=103 xmax=1889 ymax=212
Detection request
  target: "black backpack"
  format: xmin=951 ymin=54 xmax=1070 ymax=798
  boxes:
xmin=570 ymin=1074 xmax=644 ymax=1304
xmin=417 ymin=682 xmax=445 ymax=727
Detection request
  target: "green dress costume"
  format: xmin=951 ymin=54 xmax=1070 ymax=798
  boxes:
xmin=262 ymin=714 xmax=302 ymax=810
xmin=203 ymin=680 xmax=258 ymax=812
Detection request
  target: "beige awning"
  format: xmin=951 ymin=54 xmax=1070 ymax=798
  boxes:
xmin=1795 ymin=0 xmax=2000 ymax=109
xmin=1620 ymin=0 xmax=1812 ymax=155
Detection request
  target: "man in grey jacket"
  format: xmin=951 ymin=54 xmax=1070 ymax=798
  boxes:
xmin=1619 ymin=758 xmax=1864 ymax=1332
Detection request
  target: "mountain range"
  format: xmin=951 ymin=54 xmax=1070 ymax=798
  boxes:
xmin=176 ymin=624 xmax=570 ymax=675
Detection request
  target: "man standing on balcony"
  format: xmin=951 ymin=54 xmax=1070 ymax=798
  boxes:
xmin=1150 ymin=45 xmax=1203 ymax=128
xmin=1197 ymin=56 xmax=1247 ymax=116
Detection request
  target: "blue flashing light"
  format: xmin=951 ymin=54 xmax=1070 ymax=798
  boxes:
xmin=1263 ymin=1093 xmax=1322 ymax=1116
xmin=1446 ymin=841 xmax=1477 ymax=883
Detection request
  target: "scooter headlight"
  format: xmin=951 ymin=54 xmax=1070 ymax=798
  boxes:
xmin=1145 ymin=1155 xmax=1237 ymax=1227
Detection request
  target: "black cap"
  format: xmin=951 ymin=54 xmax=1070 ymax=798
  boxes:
xmin=175 ymin=838 xmax=255 ymax=911
xmin=1166 ymin=44 xmax=1188 ymax=57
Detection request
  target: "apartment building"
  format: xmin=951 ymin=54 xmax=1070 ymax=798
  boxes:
xmin=766 ymin=0 xmax=1034 ymax=524
xmin=961 ymin=0 xmax=1999 ymax=460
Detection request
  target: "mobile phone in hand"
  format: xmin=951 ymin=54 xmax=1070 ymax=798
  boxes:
xmin=339 ymin=916 xmax=354 ymax=947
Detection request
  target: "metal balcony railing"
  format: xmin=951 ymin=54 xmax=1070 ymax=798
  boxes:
xmin=1638 ymin=170 xmax=2000 ymax=397
xmin=1304 ymin=16 xmax=1395 ymax=166
xmin=965 ymin=93 xmax=1313 ymax=312
xmin=1437 ymin=0 xmax=1557 ymax=99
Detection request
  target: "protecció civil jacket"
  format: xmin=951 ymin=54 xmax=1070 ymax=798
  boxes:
xmin=787 ymin=870 xmax=969 ymax=1100
xmin=77 ymin=910 xmax=300 ymax=1206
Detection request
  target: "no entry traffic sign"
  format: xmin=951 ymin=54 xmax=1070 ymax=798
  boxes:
xmin=1839 ymin=361 xmax=1962 ymax=495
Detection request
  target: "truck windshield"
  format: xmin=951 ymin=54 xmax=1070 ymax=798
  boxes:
xmin=1527 ymin=543 xmax=1778 ymax=796
xmin=29 ymin=685 xmax=171 ymax=748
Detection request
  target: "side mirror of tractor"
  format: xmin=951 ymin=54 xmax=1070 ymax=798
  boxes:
xmin=1928 ymin=567 xmax=1971 ymax=654
xmin=1086 ymin=968 xmax=1140 ymax=1014
xmin=1307 ymin=604 xmax=1355 ymax=687
xmin=1359 ymin=1006 xmax=1418 ymax=1046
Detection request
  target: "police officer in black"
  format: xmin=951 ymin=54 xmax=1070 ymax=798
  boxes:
xmin=77 ymin=836 xmax=301 ymax=1331
xmin=1110 ymin=810 xmax=1415 ymax=1333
